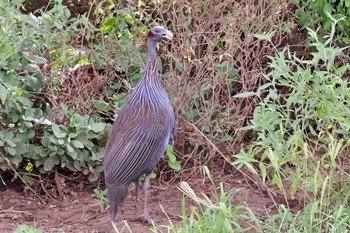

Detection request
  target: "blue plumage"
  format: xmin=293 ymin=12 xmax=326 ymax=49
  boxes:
xmin=103 ymin=26 xmax=175 ymax=223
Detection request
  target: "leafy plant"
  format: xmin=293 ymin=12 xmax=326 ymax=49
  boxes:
xmin=266 ymin=176 xmax=350 ymax=232
xmin=35 ymin=105 xmax=107 ymax=181
xmin=151 ymin=167 xmax=258 ymax=233
xmin=93 ymin=188 xmax=109 ymax=212
xmin=14 ymin=224 xmax=42 ymax=233
xmin=152 ymin=166 xmax=350 ymax=233
xmin=0 ymin=1 xmax=107 ymax=180
xmin=0 ymin=0 xmax=183 ymax=184
xmin=234 ymin=20 xmax=350 ymax=201
xmin=294 ymin=0 xmax=350 ymax=44
xmin=166 ymin=145 xmax=181 ymax=171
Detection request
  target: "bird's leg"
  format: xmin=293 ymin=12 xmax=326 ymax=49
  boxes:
xmin=135 ymin=174 xmax=152 ymax=224
xmin=143 ymin=174 xmax=151 ymax=222
xmin=136 ymin=177 xmax=143 ymax=215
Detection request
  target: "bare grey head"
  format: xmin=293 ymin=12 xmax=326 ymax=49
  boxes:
xmin=147 ymin=26 xmax=173 ymax=59
xmin=148 ymin=26 xmax=173 ymax=43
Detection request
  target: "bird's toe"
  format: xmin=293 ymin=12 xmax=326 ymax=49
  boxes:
xmin=133 ymin=214 xmax=153 ymax=224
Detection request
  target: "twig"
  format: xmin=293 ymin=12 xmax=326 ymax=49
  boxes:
xmin=54 ymin=167 xmax=65 ymax=200
xmin=0 ymin=209 xmax=34 ymax=216
xmin=4 ymin=157 xmax=43 ymax=203
xmin=18 ymin=172 xmax=54 ymax=199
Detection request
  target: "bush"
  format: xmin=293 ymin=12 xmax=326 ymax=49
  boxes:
xmin=0 ymin=0 xmax=181 ymax=180
xmin=0 ymin=1 xmax=108 ymax=181
xmin=294 ymin=0 xmax=350 ymax=44
xmin=234 ymin=22 xmax=350 ymax=196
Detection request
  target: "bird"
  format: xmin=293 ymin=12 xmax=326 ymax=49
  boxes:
xmin=103 ymin=25 xmax=175 ymax=224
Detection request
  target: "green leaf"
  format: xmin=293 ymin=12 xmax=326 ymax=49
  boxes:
xmin=90 ymin=123 xmax=105 ymax=133
xmin=9 ymin=0 xmax=25 ymax=5
xmin=88 ymin=172 xmax=99 ymax=182
xmin=169 ymin=161 xmax=181 ymax=171
xmin=34 ymin=56 xmax=47 ymax=64
xmin=323 ymin=3 xmax=332 ymax=16
xmin=257 ymin=82 xmax=273 ymax=93
xmin=27 ymin=76 xmax=42 ymax=91
xmin=66 ymin=143 xmax=74 ymax=153
xmin=166 ymin=145 xmax=181 ymax=171
xmin=72 ymin=140 xmax=84 ymax=149
xmin=44 ymin=157 xmax=56 ymax=171
xmin=22 ymin=175 xmax=34 ymax=187
xmin=93 ymin=100 xmax=112 ymax=112
xmin=239 ymin=125 xmax=255 ymax=130
xmin=233 ymin=92 xmax=256 ymax=98
xmin=295 ymin=9 xmax=311 ymax=27
xmin=272 ymin=172 xmax=283 ymax=191
xmin=259 ymin=163 xmax=266 ymax=183
xmin=100 ymin=17 xmax=116 ymax=34
xmin=57 ymin=148 xmax=65 ymax=155
xmin=166 ymin=145 xmax=176 ymax=163
xmin=254 ymin=30 xmax=275 ymax=41
xmin=52 ymin=124 xmax=63 ymax=138
xmin=49 ymin=136 xmax=58 ymax=144
xmin=0 ymin=84 xmax=7 ymax=103
xmin=124 ymin=14 xmax=134 ymax=25
xmin=57 ymin=139 xmax=65 ymax=145
xmin=25 ymin=162 xmax=34 ymax=172
xmin=68 ymin=133 xmax=77 ymax=138
xmin=7 ymin=147 xmax=16 ymax=156
xmin=67 ymin=148 xmax=77 ymax=160
xmin=222 ymin=135 xmax=233 ymax=142
xmin=6 ymin=139 xmax=16 ymax=147
xmin=73 ymin=160 xmax=82 ymax=171
xmin=244 ymin=162 xmax=257 ymax=174
xmin=150 ymin=171 xmax=157 ymax=179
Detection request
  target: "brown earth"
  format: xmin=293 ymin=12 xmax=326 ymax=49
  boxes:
xmin=0 ymin=168 xmax=304 ymax=233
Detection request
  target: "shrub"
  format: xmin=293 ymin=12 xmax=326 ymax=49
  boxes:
xmin=0 ymin=0 xmax=108 ymax=181
xmin=234 ymin=22 xmax=350 ymax=195
xmin=0 ymin=0 xmax=181 ymax=180
xmin=294 ymin=0 xmax=350 ymax=44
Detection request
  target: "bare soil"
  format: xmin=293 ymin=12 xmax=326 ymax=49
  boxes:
xmin=0 ymin=168 xmax=303 ymax=233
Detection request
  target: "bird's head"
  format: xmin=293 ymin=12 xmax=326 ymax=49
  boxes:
xmin=148 ymin=26 xmax=173 ymax=43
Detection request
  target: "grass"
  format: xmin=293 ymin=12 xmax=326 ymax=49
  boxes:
xmin=148 ymin=170 xmax=350 ymax=233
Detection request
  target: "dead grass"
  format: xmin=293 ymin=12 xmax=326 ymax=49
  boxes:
xmin=148 ymin=0 xmax=305 ymax=170
xmin=39 ymin=0 xmax=310 ymax=174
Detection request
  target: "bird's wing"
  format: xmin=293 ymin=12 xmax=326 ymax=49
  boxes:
xmin=103 ymin=119 xmax=168 ymax=184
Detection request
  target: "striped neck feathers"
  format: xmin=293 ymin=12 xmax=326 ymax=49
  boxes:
xmin=129 ymin=58 xmax=167 ymax=105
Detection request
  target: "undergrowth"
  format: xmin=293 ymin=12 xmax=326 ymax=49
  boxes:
xmin=150 ymin=15 xmax=350 ymax=233
xmin=293 ymin=0 xmax=350 ymax=44
xmin=234 ymin=16 xmax=350 ymax=197
xmin=0 ymin=0 xmax=110 ymax=181
xmin=2 ymin=0 xmax=350 ymax=232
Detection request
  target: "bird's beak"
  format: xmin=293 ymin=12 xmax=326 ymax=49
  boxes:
xmin=163 ymin=30 xmax=173 ymax=41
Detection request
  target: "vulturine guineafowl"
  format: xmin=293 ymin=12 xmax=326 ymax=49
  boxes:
xmin=103 ymin=26 xmax=175 ymax=224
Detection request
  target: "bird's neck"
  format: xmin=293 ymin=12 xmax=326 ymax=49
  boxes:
xmin=147 ymin=37 xmax=157 ymax=61
xmin=144 ymin=58 xmax=158 ymax=75
xmin=127 ymin=39 xmax=167 ymax=111
xmin=129 ymin=59 xmax=166 ymax=110
xmin=131 ymin=37 xmax=164 ymax=95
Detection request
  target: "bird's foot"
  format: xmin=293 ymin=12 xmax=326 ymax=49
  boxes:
xmin=132 ymin=213 xmax=153 ymax=224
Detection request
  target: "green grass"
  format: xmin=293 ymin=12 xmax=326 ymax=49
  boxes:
xmin=149 ymin=171 xmax=349 ymax=233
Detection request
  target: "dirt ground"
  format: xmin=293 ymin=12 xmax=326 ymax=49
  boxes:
xmin=0 ymin=168 xmax=301 ymax=233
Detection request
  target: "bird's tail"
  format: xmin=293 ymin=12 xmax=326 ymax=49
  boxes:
xmin=108 ymin=184 xmax=129 ymax=222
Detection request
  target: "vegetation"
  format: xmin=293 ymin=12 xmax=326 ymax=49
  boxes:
xmin=1 ymin=0 xmax=349 ymax=232
xmin=294 ymin=0 xmax=350 ymax=44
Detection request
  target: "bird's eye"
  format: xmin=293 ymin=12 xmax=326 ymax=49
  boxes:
xmin=154 ymin=29 xmax=159 ymax=33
